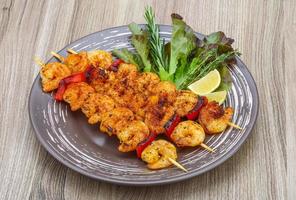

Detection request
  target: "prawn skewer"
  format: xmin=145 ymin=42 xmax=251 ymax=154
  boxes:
xmin=35 ymin=48 xmax=244 ymax=171
xmin=198 ymin=101 xmax=240 ymax=134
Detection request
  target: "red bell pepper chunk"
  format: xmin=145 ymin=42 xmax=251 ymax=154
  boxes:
xmin=54 ymin=71 xmax=88 ymax=101
xmin=110 ymin=59 xmax=124 ymax=72
xmin=164 ymin=114 xmax=181 ymax=138
xmin=111 ymin=59 xmax=124 ymax=67
xmin=63 ymin=72 xmax=86 ymax=84
xmin=84 ymin=66 xmax=96 ymax=82
xmin=136 ymin=132 xmax=156 ymax=158
xmin=186 ymin=96 xmax=208 ymax=120
xmin=54 ymin=80 xmax=66 ymax=101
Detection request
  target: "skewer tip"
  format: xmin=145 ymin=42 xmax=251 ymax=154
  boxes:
xmin=227 ymin=122 xmax=243 ymax=130
xmin=50 ymin=51 xmax=65 ymax=62
xmin=67 ymin=48 xmax=78 ymax=54
xmin=34 ymin=56 xmax=45 ymax=67
xmin=168 ymin=158 xmax=188 ymax=172
xmin=200 ymin=143 xmax=215 ymax=153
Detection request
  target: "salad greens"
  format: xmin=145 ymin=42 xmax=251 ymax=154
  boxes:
xmin=112 ymin=6 xmax=239 ymax=90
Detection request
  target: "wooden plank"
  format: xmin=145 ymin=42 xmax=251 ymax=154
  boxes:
xmin=0 ymin=0 xmax=289 ymax=199
xmin=284 ymin=0 xmax=296 ymax=199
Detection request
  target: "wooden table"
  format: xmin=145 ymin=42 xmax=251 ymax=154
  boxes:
xmin=0 ymin=0 xmax=294 ymax=199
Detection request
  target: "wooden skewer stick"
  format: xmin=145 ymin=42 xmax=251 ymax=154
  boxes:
xmin=200 ymin=143 xmax=215 ymax=153
xmin=227 ymin=122 xmax=243 ymax=130
xmin=168 ymin=158 xmax=188 ymax=172
xmin=50 ymin=51 xmax=65 ymax=62
xmin=67 ymin=48 xmax=78 ymax=54
xmin=34 ymin=56 xmax=45 ymax=67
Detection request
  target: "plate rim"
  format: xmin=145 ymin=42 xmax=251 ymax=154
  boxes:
xmin=28 ymin=25 xmax=259 ymax=186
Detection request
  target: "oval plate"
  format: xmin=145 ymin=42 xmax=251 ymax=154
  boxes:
xmin=29 ymin=25 xmax=259 ymax=186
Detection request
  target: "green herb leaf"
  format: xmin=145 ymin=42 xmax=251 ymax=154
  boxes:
xmin=112 ymin=49 xmax=130 ymax=63
xmin=112 ymin=48 xmax=141 ymax=69
xmin=128 ymin=22 xmax=143 ymax=35
xmin=128 ymin=23 xmax=153 ymax=72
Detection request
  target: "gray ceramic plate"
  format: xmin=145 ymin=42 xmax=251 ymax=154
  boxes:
xmin=29 ymin=25 xmax=259 ymax=186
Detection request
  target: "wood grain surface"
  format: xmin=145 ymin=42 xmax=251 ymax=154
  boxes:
xmin=0 ymin=0 xmax=294 ymax=199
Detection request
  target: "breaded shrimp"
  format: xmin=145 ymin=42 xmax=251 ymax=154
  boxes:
xmin=126 ymin=93 xmax=148 ymax=116
xmin=63 ymin=82 xmax=95 ymax=111
xmin=100 ymin=107 xmax=134 ymax=136
xmin=117 ymin=121 xmax=149 ymax=152
xmin=174 ymin=90 xmax=198 ymax=117
xmin=141 ymin=139 xmax=177 ymax=170
xmin=64 ymin=52 xmax=90 ymax=73
xmin=154 ymin=81 xmax=177 ymax=104
xmin=81 ymin=93 xmax=116 ymax=124
xmin=87 ymin=50 xmax=113 ymax=68
xmin=171 ymin=121 xmax=205 ymax=147
xmin=117 ymin=63 xmax=138 ymax=77
xmin=136 ymin=72 xmax=160 ymax=93
xmin=40 ymin=62 xmax=71 ymax=92
xmin=144 ymin=105 xmax=175 ymax=134
xmin=88 ymin=68 xmax=111 ymax=94
xmin=198 ymin=101 xmax=234 ymax=134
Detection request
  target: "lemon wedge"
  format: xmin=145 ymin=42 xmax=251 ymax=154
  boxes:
xmin=204 ymin=90 xmax=227 ymax=105
xmin=188 ymin=69 xmax=221 ymax=95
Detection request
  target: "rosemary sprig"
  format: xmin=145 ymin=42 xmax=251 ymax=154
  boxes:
xmin=144 ymin=6 xmax=167 ymax=73
xmin=177 ymin=50 xmax=238 ymax=89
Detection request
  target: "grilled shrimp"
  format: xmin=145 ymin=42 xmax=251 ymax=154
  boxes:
xmin=81 ymin=93 xmax=116 ymax=124
xmin=115 ymin=63 xmax=139 ymax=87
xmin=117 ymin=63 xmax=138 ymax=76
xmin=171 ymin=121 xmax=205 ymax=147
xmin=155 ymin=81 xmax=176 ymax=95
xmin=117 ymin=121 xmax=149 ymax=152
xmin=100 ymin=107 xmax=134 ymax=136
xmin=198 ymin=101 xmax=234 ymax=134
xmin=104 ymin=64 xmax=139 ymax=107
xmin=64 ymin=52 xmax=90 ymax=73
xmin=141 ymin=139 xmax=177 ymax=170
xmin=144 ymin=105 xmax=175 ymax=134
xmin=40 ymin=62 xmax=71 ymax=92
xmin=174 ymin=90 xmax=198 ymax=117
xmin=126 ymin=93 xmax=147 ymax=117
xmin=88 ymin=68 xmax=111 ymax=94
xmin=154 ymin=81 xmax=177 ymax=104
xmin=63 ymin=82 xmax=95 ymax=111
xmin=87 ymin=50 xmax=113 ymax=68
xmin=136 ymin=72 xmax=160 ymax=93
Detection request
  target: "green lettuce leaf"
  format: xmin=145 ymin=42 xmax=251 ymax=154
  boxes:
xmin=169 ymin=14 xmax=196 ymax=75
xmin=203 ymin=31 xmax=239 ymax=64
xmin=215 ymin=64 xmax=232 ymax=91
